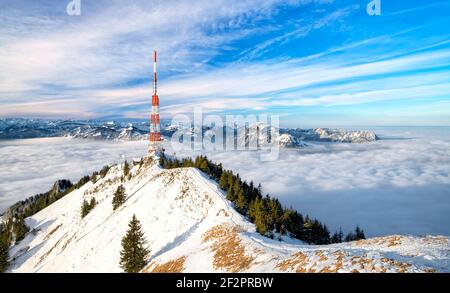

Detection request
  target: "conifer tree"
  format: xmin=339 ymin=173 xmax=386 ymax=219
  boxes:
xmin=321 ymin=224 xmax=331 ymax=244
xmin=332 ymin=227 xmax=344 ymax=243
xmin=355 ymin=225 xmax=366 ymax=240
xmin=0 ymin=237 xmax=9 ymax=273
xmin=345 ymin=232 xmax=356 ymax=242
xmin=81 ymin=199 xmax=89 ymax=218
xmin=123 ymin=160 xmax=130 ymax=177
xmin=267 ymin=198 xmax=283 ymax=232
xmin=81 ymin=198 xmax=96 ymax=218
xmin=13 ymin=216 xmax=29 ymax=242
xmin=232 ymin=179 xmax=241 ymax=200
xmin=226 ymin=177 xmax=236 ymax=201
xmin=89 ymin=197 xmax=96 ymax=209
xmin=214 ymin=162 xmax=223 ymax=179
xmin=100 ymin=165 xmax=110 ymax=178
xmin=331 ymin=232 xmax=339 ymax=243
xmin=119 ymin=215 xmax=149 ymax=273
xmin=182 ymin=158 xmax=193 ymax=168
xmin=199 ymin=160 xmax=209 ymax=173
xmin=0 ymin=242 xmax=9 ymax=273
xmin=282 ymin=209 xmax=304 ymax=239
xmin=219 ymin=172 xmax=228 ymax=190
xmin=227 ymin=174 xmax=234 ymax=191
xmin=248 ymin=199 xmax=257 ymax=222
xmin=251 ymin=197 xmax=269 ymax=235
xmin=248 ymin=181 xmax=257 ymax=201
xmin=112 ymin=184 xmax=126 ymax=210
xmin=91 ymin=171 xmax=98 ymax=184
xmin=303 ymin=217 xmax=314 ymax=244
xmin=236 ymin=187 xmax=248 ymax=213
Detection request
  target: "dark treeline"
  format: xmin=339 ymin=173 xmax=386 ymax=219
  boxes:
xmin=159 ymin=153 xmax=365 ymax=245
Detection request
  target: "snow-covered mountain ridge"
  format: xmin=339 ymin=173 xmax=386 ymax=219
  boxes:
xmin=7 ymin=155 xmax=448 ymax=273
xmin=0 ymin=118 xmax=377 ymax=144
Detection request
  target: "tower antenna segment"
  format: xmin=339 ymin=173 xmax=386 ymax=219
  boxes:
xmin=149 ymin=50 xmax=161 ymax=150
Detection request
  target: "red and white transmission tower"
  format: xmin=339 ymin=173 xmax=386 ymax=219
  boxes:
xmin=149 ymin=50 xmax=161 ymax=151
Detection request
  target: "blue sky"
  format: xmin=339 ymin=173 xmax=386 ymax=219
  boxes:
xmin=0 ymin=0 xmax=449 ymax=126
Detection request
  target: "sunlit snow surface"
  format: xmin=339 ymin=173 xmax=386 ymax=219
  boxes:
xmin=1 ymin=127 xmax=449 ymax=237
xmin=9 ymin=157 xmax=450 ymax=272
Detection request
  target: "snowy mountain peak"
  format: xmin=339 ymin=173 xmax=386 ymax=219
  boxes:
xmin=277 ymin=134 xmax=307 ymax=148
xmin=7 ymin=155 xmax=449 ymax=273
xmin=313 ymin=128 xmax=378 ymax=143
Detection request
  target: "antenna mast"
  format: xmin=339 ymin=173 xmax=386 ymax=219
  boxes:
xmin=149 ymin=50 xmax=161 ymax=150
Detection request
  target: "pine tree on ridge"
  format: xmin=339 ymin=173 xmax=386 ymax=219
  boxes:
xmin=119 ymin=215 xmax=149 ymax=273
xmin=112 ymin=184 xmax=126 ymax=210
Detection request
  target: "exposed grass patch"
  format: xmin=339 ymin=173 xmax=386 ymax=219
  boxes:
xmin=145 ymin=256 xmax=187 ymax=273
xmin=202 ymin=225 xmax=254 ymax=272
xmin=276 ymin=252 xmax=310 ymax=273
xmin=44 ymin=223 xmax=62 ymax=240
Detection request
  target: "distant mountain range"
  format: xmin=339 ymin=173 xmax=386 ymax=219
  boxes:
xmin=0 ymin=118 xmax=378 ymax=146
xmin=0 ymin=119 xmax=152 ymax=140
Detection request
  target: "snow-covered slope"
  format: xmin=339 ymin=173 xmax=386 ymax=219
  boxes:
xmin=8 ymin=156 xmax=448 ymax=273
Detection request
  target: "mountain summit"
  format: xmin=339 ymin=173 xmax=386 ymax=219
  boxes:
xmin=7 ymin=155 xmax=448 ymax=273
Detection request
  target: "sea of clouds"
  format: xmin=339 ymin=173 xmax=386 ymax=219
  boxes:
xmin=1 ymin=127 xmax=449 ymax=237
xmin=0 ymin=138 xmax=148 ymax=213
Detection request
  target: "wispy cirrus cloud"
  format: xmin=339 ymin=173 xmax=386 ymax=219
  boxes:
xmin=0 ymin=0 xmax=449 ymax=125
xmin=72 ymin=43 xmax=450 ymax=119
xmin=238 ymin=4 xmax=358 ymax=61
xmin=0 ymin=0 xmax=339 ymax=118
